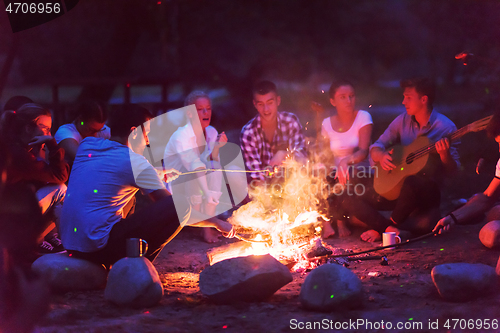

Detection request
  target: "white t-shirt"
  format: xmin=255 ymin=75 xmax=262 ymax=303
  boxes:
xmin=59 ymin=137 xmax=165 ymax=252
xmin=54 ymin=123 xmax=111 ymax=144
xmin=321 ymin=110 xmax=373 ymax=166
xmin=163 ymin=123 xmax=218 ymax=172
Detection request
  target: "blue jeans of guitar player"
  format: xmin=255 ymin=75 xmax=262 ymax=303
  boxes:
xmin=331 ymin=175 xmax=441 ymax=234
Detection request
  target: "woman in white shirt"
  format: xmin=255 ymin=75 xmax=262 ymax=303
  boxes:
xmin=164 ymin=91 xmax=227 ymax=243
xmin=320 ymin=80 xmax=373 ymax=238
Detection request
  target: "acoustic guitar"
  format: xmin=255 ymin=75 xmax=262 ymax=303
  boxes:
xmin=373 ymin=115 xmax=492 ymax=201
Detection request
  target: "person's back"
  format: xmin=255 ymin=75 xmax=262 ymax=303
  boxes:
xmin=0 ymin=103 xmax=68 ymax=253
xmin=60 ymin=136 xmax=164 ymax=253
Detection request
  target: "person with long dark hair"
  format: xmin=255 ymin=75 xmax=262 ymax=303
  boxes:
xmin=0 ymin=103 xmax=69 ymax=253
xmin=319 ymin=79 xmax=373 ymax=238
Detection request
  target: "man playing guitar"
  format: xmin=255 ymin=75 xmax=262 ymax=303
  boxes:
xmin=343 ymin=78 xmax=460 ymax=242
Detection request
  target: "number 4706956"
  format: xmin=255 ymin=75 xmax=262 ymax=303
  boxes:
xmin=444 ymin=319 xmax=498 ymax=330
xmin=5 ymin=2 xmax=61 ymax=14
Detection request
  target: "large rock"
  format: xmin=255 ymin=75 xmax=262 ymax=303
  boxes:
xmin=105 ymin=257 xmax=163 ymax=308
xmin=32 ymin=253 xmax=107 ymax=293
xmin=299 ymin=264 xmax=363 ymax=311
xmin=486 ymin=205 xmax=500 ymax=222
xmin=199 ymin=254 xmax=292 ymax=304
xmin=479 ymin=220 xmax=500 ymax=249
xmin=431 ymin=263 xmax=497 ymax=302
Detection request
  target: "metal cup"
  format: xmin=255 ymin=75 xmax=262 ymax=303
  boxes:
xmin=126 ymin=238 xmax=148 ymax=257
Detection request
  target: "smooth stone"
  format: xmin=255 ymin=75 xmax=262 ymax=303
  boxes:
xmin=486 ymin=205 xmax=500 ymax=222
xmin=199 ymin=254 xmax=292 ymax=304
xmin=299 ymin=263 xmax=363 ymax=311
xmin=32 ymin=253 xmax=107 ymax=293
xmin=105 ymin=257 xmax=163 ymax=308
xmin=431 ymin=263 xmax=497 ymax=302
xmin=479 ymin=220 xmax=500 ymax=249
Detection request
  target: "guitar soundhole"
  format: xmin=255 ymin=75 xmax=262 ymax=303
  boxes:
xmin=406 ymin=153 xmax=415 ymax=165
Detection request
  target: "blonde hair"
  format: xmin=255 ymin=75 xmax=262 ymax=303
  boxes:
xmin=184 ymin=91 xmax=211 ymax=106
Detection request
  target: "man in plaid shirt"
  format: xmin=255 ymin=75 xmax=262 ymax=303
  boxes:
xmin=240 ymin=81 xmax=306 ymax=185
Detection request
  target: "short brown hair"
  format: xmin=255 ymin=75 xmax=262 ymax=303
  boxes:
xmin=400 ymin=78 xmax=436 ymax=110
xmin=252 ymin=80 xmax=277 ymax=96
xmin=108 ymin=104 xmax=153 ymax=137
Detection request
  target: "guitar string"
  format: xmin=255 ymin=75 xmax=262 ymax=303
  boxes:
xmin=391 ymin=127 xmax=467 ymax=167
xmin=393 ymin=118 xmax=490 ymax=167
xmin=391 ymin=119 xmax=490 ymax=168
xmin=405 ymin=126 xmax=468 ymax=160
xmin=407 ymin=116 xmax=490 ymax=160
xmin=411 ymin=125 xmax=476 ymax=158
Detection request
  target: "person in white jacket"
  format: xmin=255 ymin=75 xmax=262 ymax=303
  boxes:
xmin=164 ymin=91 xmax=228 ymax=243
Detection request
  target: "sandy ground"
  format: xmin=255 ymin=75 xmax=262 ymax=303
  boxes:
xmin=36 ymin=220 xmax=500 ymax=333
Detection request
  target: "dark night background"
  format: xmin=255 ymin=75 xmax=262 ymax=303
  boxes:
xmin=1 ymin=0 xmax=500 ymax=196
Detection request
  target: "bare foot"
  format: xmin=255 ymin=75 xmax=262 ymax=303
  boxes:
xmin=385 ymin=226 xmax=412 ymax=241
xmin=360 ymin=229 xmax=381 ymax=242
xmin=321 ymin=220 xmax=335 ymax=239
xmin=202 ymin=228 xmax=221 ymax=243
xmin=337 ymin=219 xmax=351 ymax=237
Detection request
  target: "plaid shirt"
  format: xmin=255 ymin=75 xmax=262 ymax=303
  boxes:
xmin=240 ymin=111 xmax=306 ymax=181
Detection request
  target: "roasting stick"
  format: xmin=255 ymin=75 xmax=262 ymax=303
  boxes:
xmin=307 ymin=229 xmax=441 ymax=261
xmin=178 ymin=169 xmax=270 ymax=176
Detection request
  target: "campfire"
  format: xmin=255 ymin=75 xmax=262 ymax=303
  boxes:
xmin=208 ymin=158 xmax=342 ymax=271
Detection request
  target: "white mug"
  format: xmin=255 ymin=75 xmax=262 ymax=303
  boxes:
xmin=382 ymin=232 xmax=401 ymax=249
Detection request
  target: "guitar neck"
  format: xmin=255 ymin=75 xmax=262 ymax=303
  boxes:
xmin=418 ymin=116 xmax=490 ymax=155
xmin=417 ymin=128 xmax=462 ymax=155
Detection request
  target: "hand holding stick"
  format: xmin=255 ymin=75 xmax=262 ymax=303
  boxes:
xmin=163 ymin=168 xmax=181 ymax=183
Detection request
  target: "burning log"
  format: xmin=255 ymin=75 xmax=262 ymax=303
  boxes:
xmin=220 ymin=158 xmax=333 ymax=271
xmin=207 ymin=241 xmax=257 ymax=266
